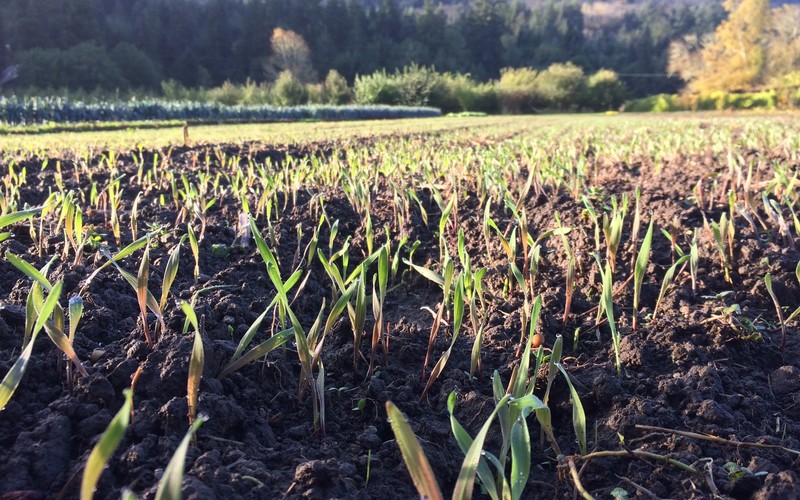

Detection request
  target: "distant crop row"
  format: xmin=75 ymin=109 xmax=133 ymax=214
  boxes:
xmin=0 ymin=96 xmax=441 ymax=125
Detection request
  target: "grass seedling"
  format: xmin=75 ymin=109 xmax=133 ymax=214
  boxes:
xmin=368 ymin=246 xmax=389 ymax=377
xmin=4 ymin=255 xmax=88 ymax=378
xmin=710 ymin=213 xmax=733 ymax=284
xmin=350 ymin=266 xmax=367 ymax=372
xmin=421 ymin=273 xmax=464 ymax=399
xmin=154 ymin=414 xmax=208 ymax=500
xmin=785 ymin=261 xmax=800 ymax=326
xmin=632 ymin=219 xmax=654 ymax=331
xmin=653 ymin=255 xmax=690 ymax=321
xmin=180 ymin=301 xmax=204 ymax=429
xmin=598 ymin=259 xmax=622 ymax=375
xmin=602 ymin=194 xmax=627 ymax=274
xmin=629 ymin=187 xmax=642 ymax=273
xmin=67 ymin=295 xmax=84 ymax=391
xmin=187 ymin=223 xmax=200 ymax=283
xmin=159 ymin=236 xmax=184 ymax=316
xmin=80 ymin=229 xmax=161 ymax=293
xmin=468 ymin=268 xmax=488 ymax=381
xmin=689 ymin=229 xmax=699 ymax=293
xmin=0 ymin=281 xmax=63 ymax=411
xmin=80 ymin=389 xmax=133 ymax=500
xmin=764 ymin=273 xmax=786 ymax=350
xmin=137 ymin=243 xmax=155 ymax=348
xmin=385 ymin=402 xmax=443 ymax=500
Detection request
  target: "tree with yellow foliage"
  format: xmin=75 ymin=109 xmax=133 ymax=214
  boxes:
xmin=264 ymin=28 xmax=316 ymax=84
xmin=690 ymin=0 xmax=771 ymax=92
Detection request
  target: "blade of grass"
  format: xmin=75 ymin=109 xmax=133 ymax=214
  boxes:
xmin=154 ymin=414 xmax=208 ymax=500
xmin=218 ymin=329 xmax=293 ymax=379
xmin=80 ymin=388 xmax=133 ymax=500
xmin=385 ymin=401 xmax=443 ymax=500
xmin=1 ymin=281 xmax=63 ymax=410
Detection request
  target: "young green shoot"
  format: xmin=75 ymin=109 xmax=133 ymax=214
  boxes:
xmin=764 ymin=273 xmax=786 ymax=350
xmin=80 ymin=389 xmax=133 ymax=500
xmin=632 ymin=219 xmax=654 ymax=331
xmin=385 ymin=402 xmax=443 ymax=500
xmin=0 ymin=281 xmax=63 ymax=411
xmin=180 ymin=301 xmax=204 ymax=428
xmin=154 ymin=414 xmax=208 ymax=500
xmin=653 ymin=255 xmax=690 ymax=321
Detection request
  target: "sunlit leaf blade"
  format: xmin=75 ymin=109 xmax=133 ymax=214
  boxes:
xmin=43 ymin=320 xmax=88 ymax=377
xmin=385 ymin=402 xmax=443 ymax=500
xmin=219 ymin=329 xmax=293 ymax=379
xmin=453 ymin=395 xmax=510 ymax=500
xmin=155 ymin=414 xmax=208 ymax=500
xmin=446 ymin=393 xmax=499 ymax=500
xmin=556 ymin=363 xmax=587 ymax=456
xmin=510 ymin=417 xmax=531 ymax=500
xmin=229 ymin=307 xmax=271 ymax=364
xmin=0 ymin=206 xmax=44 ymax=230
xmin=633 ymin=219 xmax=654 ymax=312
xmin=653 ymin=255 xmax=690 ymax=320
xmin=160 ymin=239 xmax=183 ymax=311
xmin=188 ymin=328 xmax=204 ymax=426
xmin=5 ymin=252 xmax=53 ymax=290
xmin=80 ymin=388 xmax=133 ymax=500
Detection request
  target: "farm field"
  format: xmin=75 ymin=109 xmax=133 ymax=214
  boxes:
xmin=1 ymin=113 xmax=799 ymax=499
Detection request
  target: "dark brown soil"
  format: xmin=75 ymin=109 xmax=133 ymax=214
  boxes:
xmin=1 ymin=133 xmax=799 ymax=500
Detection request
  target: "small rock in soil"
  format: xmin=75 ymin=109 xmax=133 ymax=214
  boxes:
xmin=770 ymin=366 xmax=800 ymax=398
xmin=357 ymin=426 xmax=382 ymax=450
xmin=754 ymin=471 xmax=800 ymax=500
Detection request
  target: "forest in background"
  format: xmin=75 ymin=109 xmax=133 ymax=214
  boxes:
xmin=0 ymin=0 xmax=798 ymax=112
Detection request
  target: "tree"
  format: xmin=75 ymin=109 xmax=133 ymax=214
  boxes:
xmin=266 ymin=28 xmax=316 ymax=83
xmin=667 ymin=34 xmax=713 ymax=84
xmin=764 ymin=5 xmax=800 ymax=83
xmin=691 ymin=0 xmax=771 ymax=92
xmin=110 ymin=42 xmax=162 ymax=89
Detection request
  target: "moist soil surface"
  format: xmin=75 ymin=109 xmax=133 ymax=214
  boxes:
xmin=1 ymin=136 xmax=799 ymax=500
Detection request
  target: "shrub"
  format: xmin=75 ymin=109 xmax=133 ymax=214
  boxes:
xmin=272 ymin=70 xmax=308 ymax=106
xmin=624 ymin=94 xmax=676 ymax=112
xmin=534 ymin=62 xmax=586 ymax=111
xmin=323 ymin=70 xmax=351 ymax=105
xmin=354 ymin=70 xmax=401 ymax=105
xmin=497 ymin=67 xmax=538 ymax=114
xmin=206 ymin=81 xmax=246 ymax=106
xmin=585 ymin=69 xmax=626 ymax=111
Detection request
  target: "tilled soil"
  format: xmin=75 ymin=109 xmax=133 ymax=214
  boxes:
xmin=1 ymin=135 xmax=799 ymax=500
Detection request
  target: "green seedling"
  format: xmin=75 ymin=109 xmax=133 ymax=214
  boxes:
xmin=385 ymin=402 xmax=443 ymax=500
xmin=0 ymin=205 xmax=45 ymax=242
xmin=180 ymin=301 xmax=204 ymax=428
xmin=689 ymin=229 xmax=699 ymax=293
xmin=421 ymin=272 xmax=464 ymax=399
xmin=136 ymin=243 xmax=155 ymax=347
xmin=80 ymin=389 xmax=133 ymax=500
xmin=653 ymin=255 xmax=690 ymax=321
xmin=0 ymin=281 xmax=63 ymax=411
xmin=597 ymin=259 xmax=622 ymax=375
xmin=786 ymin=261 xmax=800 ymax=325
xmin=632 ymin=219 xmax=654 ymax=331
xmin=4 ymin=255 xmax=88 ymax=377
xmin=764 ymin=273 xmax=787 ymax=350
xmin=155 ymin=414 xmax=208 ymax=500
xmin=187 ymin=223 xmax=200 ymax=283
xmin=368 ymin=246 xmax=389 ymax=377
